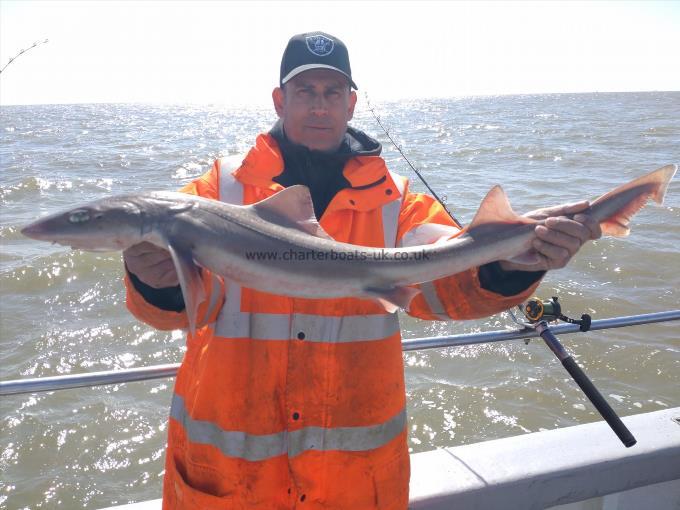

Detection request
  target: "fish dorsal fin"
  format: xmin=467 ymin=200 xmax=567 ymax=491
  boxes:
xmin=466 ymin=185 xmax=540 ymax=267
xmin=248 ymin=185 xmax=332 ymax=240
xmin=468 ymin=185 xmax=534 ymax=231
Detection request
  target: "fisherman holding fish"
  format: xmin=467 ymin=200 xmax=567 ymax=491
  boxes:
xmin=119 ymin=32 xmax=604 ymax=510
xmin=65 ymin=32 xmax=608 ymax=509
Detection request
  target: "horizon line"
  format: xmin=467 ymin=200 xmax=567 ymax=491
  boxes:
xmin=1 ymin=89 xmax=679 ymax=108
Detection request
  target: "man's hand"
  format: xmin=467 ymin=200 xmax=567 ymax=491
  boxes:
xmin=123 ymin=242 xmax=179 ymax=288
xmin=499 ymin=201 xmax=602 ymax=272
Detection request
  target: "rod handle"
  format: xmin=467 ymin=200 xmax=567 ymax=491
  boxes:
xmin=562 ymin=356 xmax=637 ymax=448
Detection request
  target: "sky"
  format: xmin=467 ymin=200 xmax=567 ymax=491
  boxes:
xmin=0 ymin=0 xmax=679 ymax=106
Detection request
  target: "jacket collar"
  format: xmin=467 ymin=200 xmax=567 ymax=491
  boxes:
xmin=233 ymin=133 xmax=401 ymax=212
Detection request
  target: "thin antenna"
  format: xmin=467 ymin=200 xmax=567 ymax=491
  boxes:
xmin=0 ymin=39 xmax=49 ymax=75
xmin=364 ymin=92 xmax=461 ymax=226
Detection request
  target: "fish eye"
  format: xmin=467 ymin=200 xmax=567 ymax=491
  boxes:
xmin=68 ymin=210 xmax=90 ymax=224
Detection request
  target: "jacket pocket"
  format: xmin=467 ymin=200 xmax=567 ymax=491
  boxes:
xmin=373 ymin=452 xmax=410 ymax=509
xmin=167 ymin=456 xmax=235 ymax=510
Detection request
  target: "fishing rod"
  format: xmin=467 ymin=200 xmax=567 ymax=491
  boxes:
xmin=364 ymin=92 xmax=462 ymax=226
xmin=0 ymin=39 xmax=49 ymax=75
xmin=511 ymin=297 xmax=636 ymax=447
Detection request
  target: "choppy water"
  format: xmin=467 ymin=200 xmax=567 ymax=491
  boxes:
xmin=1 ymin=92 xmax=679 ymax=508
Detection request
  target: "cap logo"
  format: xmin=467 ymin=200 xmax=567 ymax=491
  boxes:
xmin=306 ymin=35 xmax=334 ymax=57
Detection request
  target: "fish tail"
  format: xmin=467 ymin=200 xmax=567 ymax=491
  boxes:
xmin=593 ymin=164 xmax=676 ymax=237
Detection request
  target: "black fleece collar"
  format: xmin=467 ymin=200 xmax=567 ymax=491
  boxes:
xmin=269 ymin=120 xmax=382 ymax=218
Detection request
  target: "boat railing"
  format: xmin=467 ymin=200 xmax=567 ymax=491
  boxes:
xmin=1 ymin=310 xmax=678 ymax=397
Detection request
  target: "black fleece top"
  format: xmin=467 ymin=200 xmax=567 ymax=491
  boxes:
xmin=269 ymin=120 xmax=382 ymax=218
xmin=128 ymin=123 xmax=543 ymax=311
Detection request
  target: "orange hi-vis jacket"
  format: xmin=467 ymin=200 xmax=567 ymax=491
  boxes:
xmin=125 ymin=133 xmax=540 ymax=509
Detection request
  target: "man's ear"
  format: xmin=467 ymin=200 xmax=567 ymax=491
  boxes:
xmin=347 ymin=90 xmax=357 ymax=120
xmin=272 ymin=87 xmax=284 ymax=118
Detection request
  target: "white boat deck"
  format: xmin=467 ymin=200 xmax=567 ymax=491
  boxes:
xmin=102 ymin=407 xmax=680 ymax=510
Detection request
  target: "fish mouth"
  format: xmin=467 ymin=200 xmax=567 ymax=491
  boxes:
xmin=20 ymin=223 xmax=49 ymax=240
xmin=21 ymin=223 xmax=76 ymax=246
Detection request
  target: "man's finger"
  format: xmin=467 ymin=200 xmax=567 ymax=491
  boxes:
xmin=543 ymin=217 xmax=592 ymax=245
xmin=556 ymin=200 xmax=591 ymax=215
xmin=532 ymin=238 xmax=570 ymax=269
xmin=534 ymin=226 xmax=580 ymax=256
xmin=525 ymin=201 xmax=591 ymax=220
xmin=574 ymin=214 xmax=602 ymax=240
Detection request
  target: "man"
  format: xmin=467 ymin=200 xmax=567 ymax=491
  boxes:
xmin=124 ymin=32 xmax=600 ymax=510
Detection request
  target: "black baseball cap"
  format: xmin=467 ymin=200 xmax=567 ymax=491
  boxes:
xmin=280 ymin=31 xmax=358 ymax=90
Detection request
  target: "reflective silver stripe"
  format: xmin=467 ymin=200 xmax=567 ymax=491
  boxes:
xmin=381 ymin=171 xmax=406 ymax=248
xmin=217 ymin=155 xmax=245 ymax=204
xmin=215 ymin=298 xmax=400 ymax=343
xmin=289 ymin=313 xmax=399 ymax=343
xmin=216 ymin=282 xmax=291 ymax=340
xmin=170 ymin=393 xmax=406 ymax=461
xmin=288 ymin=407 xmax=406 ymax=457
xmin=171 ymin=393 xmax=286 ymax=461
xmin=399 ymin=223 xmax=460 ymax=248
xmin=418 ymin=280 xmax=451 ymax=320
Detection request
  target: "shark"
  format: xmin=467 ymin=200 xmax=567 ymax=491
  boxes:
xmin=21 ymin=164 xmax=677 ymax=333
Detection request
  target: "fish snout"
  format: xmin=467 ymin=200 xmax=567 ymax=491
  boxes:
xmin=21 ymin=221 xmax=50 ymax=240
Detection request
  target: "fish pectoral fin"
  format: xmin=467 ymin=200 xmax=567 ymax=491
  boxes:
xmin=505 ymin=249 xmax=542 ymax=266
xmin=364 ymin=286 xmax=421 ymax=313
xmin=247 ymin=185 xmax=333 ymax=240
xmin=166 ymin=243 xmax=205 ymax=336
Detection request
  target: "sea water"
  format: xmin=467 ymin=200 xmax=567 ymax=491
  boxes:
xmin=1 ymin=92 xmax=679 ymax=508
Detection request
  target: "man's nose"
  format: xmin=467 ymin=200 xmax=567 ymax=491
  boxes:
xmin=309 ymin=94 xmax=329 ymax=115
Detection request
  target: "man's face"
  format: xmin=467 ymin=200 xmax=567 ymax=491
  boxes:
xmin=272 ymin=68 xmax=357 ymax=152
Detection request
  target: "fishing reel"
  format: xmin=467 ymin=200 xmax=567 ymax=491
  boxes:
xmin=521 ymin=297 xmax=561 ymax=322
xmin=518 ymin=296 xmax=592 ymax=332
